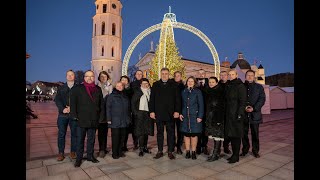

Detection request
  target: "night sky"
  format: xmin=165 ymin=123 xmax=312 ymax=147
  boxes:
xmin=26 ymin=0 xmax=293 ymax=83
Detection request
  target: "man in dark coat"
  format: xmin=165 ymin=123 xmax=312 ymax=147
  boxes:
xmin=169 ymin=71 xmax=185 ymax=155
xmin=241 ymin=70 xmax=266 ymax=158
xmin=127 ymin=70 xmax=144 ymax=150
xmin=71 ymin=70 xmax=105 ymax=167
xmin=219 ymin=71 xmax=232 ymax=155
xmin=149 ymin=68 xmax=181 ymax=160
xmin=196 ymin=69 xmax=209 ymax=155
xmin=54 ymin=69 xmax=78 ymax=161
xmin=225 ymin=70 xmax=247 ymax=164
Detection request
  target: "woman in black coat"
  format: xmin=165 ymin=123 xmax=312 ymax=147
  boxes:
xmin=131 ymin=78 xmax=154 ymax=156
xmin=204 ymin=77 xmax=225 ymax=162
xmin=107 ymin=81 xmax=131 ymax=159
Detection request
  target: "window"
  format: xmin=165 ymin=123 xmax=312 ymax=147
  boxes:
xmin=111 ymin=66 xmax=113 ymax=71
xmin=112 ymin=23 xmax=116 ymax=35
xmin=94 ymin=24 xmax=96 ymax=36
xmin=111 ymin=47 xmax=114 ymax=57
xmin=112 ymin=4 xmax=116 ymax=9
xmin=103 ymin=4 xmax=107 ymax=13
xmin=102 ymin=66 xmax=103 ymax=70
xmin=96 ymin=5 xmax=99 ymax=10
xmin=101 ymin=46 xmax=104 ymax=56
xmin=101 ymin=22 xmax=105 ymax=35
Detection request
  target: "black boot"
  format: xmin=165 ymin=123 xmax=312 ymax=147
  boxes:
xmin=191 ymin=151 xmax=197 ymax=160
xmin=185 ymin=150 xmax=191 ymax=159
xmin=139 ymin=147 xmax=144 ymax=157
xmin=208 ymin=140 xmax=221 ymax=162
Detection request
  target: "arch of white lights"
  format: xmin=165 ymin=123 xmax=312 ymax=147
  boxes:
xmin=122 ymin=22 xmax=220 ymax=77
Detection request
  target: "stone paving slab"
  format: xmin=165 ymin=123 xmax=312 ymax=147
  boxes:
xmin=122 ymin=166 xmax=161 ymax=180
xmin=26 ymin=166 xmax=48 ymax=180
xmin=213 ymin=170 xmax=256 ymax=180
xmin=177 ymin=164 xmax=218 ymax=179
xmin=67 ymin=168 xmax=91 ymax=180
xmin=26 ymin=159 xmax=43 ymax=170
xmin=83 ymin=166 xmax=106 ymax=179
xmin=152 ymin=171 xmax=196 ymax=180
xmin=268 ymin=167 xmax=294 ymax=180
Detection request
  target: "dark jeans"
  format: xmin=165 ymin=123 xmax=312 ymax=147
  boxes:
xmin=138 ymin=135 xmax=148 ymax=148
xmin=242 ymin=122 xmax=260 ymax=154
xmin=156 ymin=120 xmax=175 ymax=152
xmin=98 ymin=123 xmax=108 ymax=152
xmin=76 ymin=127 xmax=96 ymax=161
xmin=111 ymin=128 xmax=127 ymax=157
xmin=175 ymin=118 xmax=183 ymax=148
xmin=57 ymin=116 xmax=78 ymax=153
xmin=197 ymin=121 xmax=208 ymax=148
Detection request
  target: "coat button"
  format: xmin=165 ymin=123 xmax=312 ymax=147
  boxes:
xmin=187 ymin=107 xmax=189 ymax=108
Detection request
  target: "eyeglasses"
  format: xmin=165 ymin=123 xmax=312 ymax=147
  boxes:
xmin=85 ymin=76 xmax=94 ymax=78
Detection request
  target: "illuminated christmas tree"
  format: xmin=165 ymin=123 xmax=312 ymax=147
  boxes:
xmin=149 ymin=19 xmax=185 ymax=85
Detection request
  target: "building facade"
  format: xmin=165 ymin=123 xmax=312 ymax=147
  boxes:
xmin=91 ymin=0 xmax=123 ymax=84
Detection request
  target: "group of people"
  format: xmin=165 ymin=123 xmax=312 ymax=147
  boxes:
xmin=54 ymin=67 xmax=265 ymax=168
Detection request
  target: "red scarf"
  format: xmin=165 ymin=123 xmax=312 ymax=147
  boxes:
xmin=83 ymin=81 xmax=97 ymax=101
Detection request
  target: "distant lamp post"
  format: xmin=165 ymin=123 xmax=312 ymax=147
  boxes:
xmin=26 ymin=53 xmax=30 ymax=59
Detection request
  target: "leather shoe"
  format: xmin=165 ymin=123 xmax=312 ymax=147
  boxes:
xmin=153 ymin=152 xmax=164 ymax=159
xmin=240 ymin=152 xmax=247 ymax=157
xmin=196 ymin=147 xmax=201 ymax=155
xmin=120 ymin=153 xmax=126 ymax=157
xmin=98 ymin=151 xmax=105 ymax=158
xmin=69 ymin=152 xmax=77 ymax=159
xmin=168 ymin=152 xmax=176 ymax=160
xmin=74 ymin=160 xmax=82 ymax=167
xmin=112 ymin=154 xmax=120 ymax=159
xmin=143 ymin=147 xmax=150 ymax=153
xmin=228 ymin=157 xmax=239 ymax=164
xmin=122 ymin=147 xmax=129 ymax=152
xmin=253 ymin=153 xmax=260 ymax=158
xmin=176 ymin=148 xmax=183 ymax=155
xmin=57 ymin=153 xmax=65 ymax=161
xmin=185 ymin=151 xmax=191 ymax=159
xmin=87 ymin=157 xmax=99 ymax=163
xmin=191 ymin=151 xmax=197 ymax=160
xmin=139 ymin=151 xmax=144 ymax=157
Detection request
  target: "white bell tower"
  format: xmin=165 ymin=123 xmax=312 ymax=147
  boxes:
xmin=91 ymin=0 xmax=123 ymax=84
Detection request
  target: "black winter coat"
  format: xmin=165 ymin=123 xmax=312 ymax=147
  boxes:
xmin=131 ymin=88 xmax=154 ymax=136
xmin=54 ymin=83 xmax=79 ymax=117
xmin=149 ymin=79 xmax=181 ymax=122
xmin=204 ymin=85 xmax=225 ymax=138
xmin=244 ymin=81 xmax=266 ymax=124
xmin=70 ymin=84 xmax=105 ymax=128
xmin=225 ymin=78 xmax=247 ymax=138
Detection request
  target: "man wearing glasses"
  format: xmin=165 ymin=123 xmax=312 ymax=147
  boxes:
xmin=71 ymin=70 xmax=105 ymax=167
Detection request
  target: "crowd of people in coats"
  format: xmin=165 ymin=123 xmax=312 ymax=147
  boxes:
xmin=53 ymin=67 xmax=266 ymax=167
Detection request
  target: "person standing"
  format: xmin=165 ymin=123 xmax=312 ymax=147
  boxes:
xmin=131 ymin=78 xmax=154 ymax=156
xmin=219 ymin=71 xmax=232 ymax=155
xmin=96 ymin=71 xmax=113 ymax=158
xmin=71 ymin=70 xmax=105 ymax=167
xmin=196 ymin=69 xmax=209 ymax=155
xmin=120 ymin=75 xmax=135 ymax=152
xmin=54 ymin=70 xmax=78 ymax=161
xmin=171 ymin=71 xmax=185 ymax=155
xmin=224 ymin=70 xmax=247 ymax=164
xmin=204 ymin=77 xmax=225 ymax=162
xmin=128 ymin=70 xmax=144 ymax=149
xmin=240 ymin=70 xmax=266 ymax=158
xmin=179 ymin=76 xmax=204 ymax=160
xmin=107 ymin=82 xmax=131 ymax=159
xmin=149 ymin=68 xmax=181 ymax=160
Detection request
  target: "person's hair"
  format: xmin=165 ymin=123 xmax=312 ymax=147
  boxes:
xmin=98 ymin=71 xmax=110 ymax=82
xmin=140 ymin=78 xmax=150 ymax=86
xmin=219 ymin=70 xmax=227 ymax=74
xmin=185 ymin=76 xmax=198 ymax=88
xmin=84 ymin=70 xmax=95 ymax=75
xmin=245 ymin=69 xmax=255 ymax=76
xmin=135 ymin=70 xmax=143 ymax=76
xmin=229 ymin=70 xmax=238 ymax=75
xmin=209 ymin=76 xmax=218 ymax=83
xmin=161 ymin=67 xmax=170 ymax=72
xmin=66 ymin=69 xmax=75 ymax=75
xmin=174 ymin=71 xmax=182 ymax=77
xmin=115 ymin=81 xmax=124 ymax=87
xmin=120 ymin=75 xmax=130 ymax=84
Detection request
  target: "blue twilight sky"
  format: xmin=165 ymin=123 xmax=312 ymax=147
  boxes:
xmin=26 ymin=0 xmax=294 ymax=83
